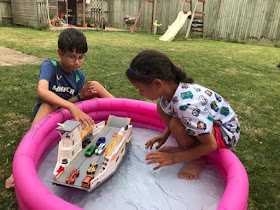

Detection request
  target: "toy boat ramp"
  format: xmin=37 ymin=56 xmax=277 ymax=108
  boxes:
xmin=52 ymin=115 xmax=132 ymax=192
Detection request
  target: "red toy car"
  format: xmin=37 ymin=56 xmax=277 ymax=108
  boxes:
xmin=66 ymin=169 xmax=80 ymax=184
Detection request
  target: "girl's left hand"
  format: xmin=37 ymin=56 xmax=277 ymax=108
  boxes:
xmin=145 ymin=152 xmax=176 ymax=170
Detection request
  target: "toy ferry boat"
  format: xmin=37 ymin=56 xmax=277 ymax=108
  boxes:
xmin=52 ymin=115 xmax=132 ymax=192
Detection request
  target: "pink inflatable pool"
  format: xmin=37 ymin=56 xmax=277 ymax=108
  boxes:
xmin=13 ymin=98 xmax=248 ymax=210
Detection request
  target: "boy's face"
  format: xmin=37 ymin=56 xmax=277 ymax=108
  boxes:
xmin=58 ymin=48 xmax=86 ymax=73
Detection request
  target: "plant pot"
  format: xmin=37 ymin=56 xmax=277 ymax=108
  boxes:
xmin=126 ymin=24 xmax=134 ymax=31
xmin=87 ymin=23 xmax=95 ymax=27
xmin=51 ymin=20 xmax=56 ymax=26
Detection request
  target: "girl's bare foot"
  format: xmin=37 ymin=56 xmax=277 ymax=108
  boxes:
xmin=5 ymin=174 xmax=15 ymax=189
xmin=178 ymin=158 xmax=207 ymax=180
xmin=158 ymin=146 xmax=182 ymax=154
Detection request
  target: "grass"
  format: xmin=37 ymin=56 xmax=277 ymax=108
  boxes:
xmin=0 ymin=25 xmax=279 ymax=210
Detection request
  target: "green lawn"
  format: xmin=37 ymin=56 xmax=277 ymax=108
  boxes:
xmin=0 ymin=26 xmax=279 ymax=210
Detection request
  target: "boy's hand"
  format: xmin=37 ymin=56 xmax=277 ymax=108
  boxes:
xmin=145 ymin=152 xmax=176 ymax=170
xmin=80 ymin=81 xmax=98 ymax=99
xmin=69 ymin=104 xmax=94 ymax=126
xmin=145 ymin=136 xmax=167 ymax=150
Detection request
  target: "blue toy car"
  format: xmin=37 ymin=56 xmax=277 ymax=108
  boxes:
xmin=96 ymin=137 xmax=106 ymax=146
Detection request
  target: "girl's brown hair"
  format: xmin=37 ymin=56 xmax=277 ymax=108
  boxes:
xmin=126 ymin=50 xmax=194 ymax=84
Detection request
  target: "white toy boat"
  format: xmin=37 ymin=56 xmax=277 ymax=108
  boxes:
xmin=52 ymin=115 xmax=132 ymax=192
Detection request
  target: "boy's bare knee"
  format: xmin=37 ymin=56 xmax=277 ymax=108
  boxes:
xmin=91 ymin=81 xmax=102 ymax=87
xmin=89 ymin=81 xmax=114 ymax=98
xmin=90 ymin=81 xmax=105 ymax=92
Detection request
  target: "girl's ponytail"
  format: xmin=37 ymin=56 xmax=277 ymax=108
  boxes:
xmin=171 ymin=65 xmax=194 ymax=84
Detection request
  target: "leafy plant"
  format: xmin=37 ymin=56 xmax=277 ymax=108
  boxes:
xmin=85 ymin=17 xmax=91 ymax=24
xmin=88 ymin=18 xmax=95 ymax=25
xmin=49 ymin=13 xmax=55 ymax=20
xmin=124 ymin=15 xmax=136 ymax=25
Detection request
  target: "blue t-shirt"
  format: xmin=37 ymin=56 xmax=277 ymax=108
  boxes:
xmin=33 ymin=59 xmax=85 ymax=116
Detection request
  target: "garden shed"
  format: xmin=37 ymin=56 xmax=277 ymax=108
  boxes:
xmin=0 ymin=0 xmax=12 ymax=24
xmin=11 ymin=0 xmax=108 ymax=28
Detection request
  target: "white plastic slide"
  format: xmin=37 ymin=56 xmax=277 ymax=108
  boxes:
xmin=159 ymin=11 xmax=192 ymax=42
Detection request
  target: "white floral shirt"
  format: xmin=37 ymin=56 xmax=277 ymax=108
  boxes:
xmin=158 ymin=83 xmax=240 ymax=149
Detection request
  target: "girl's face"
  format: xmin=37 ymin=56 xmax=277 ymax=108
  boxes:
xmin=131 ymin=81 xmax=161 ymax=100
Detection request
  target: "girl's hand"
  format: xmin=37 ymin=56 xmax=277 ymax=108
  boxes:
xmin=145 ymin=152 xmax=176 ymax=170
xmin=69 ymin=104 xmax=94 ymax=127
xmin=145 ymin=135 xmax=167 ymax=150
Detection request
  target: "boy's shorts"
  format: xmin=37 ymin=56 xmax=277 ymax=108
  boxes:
xmin=213 ymin=124 xmax=227 ymax=149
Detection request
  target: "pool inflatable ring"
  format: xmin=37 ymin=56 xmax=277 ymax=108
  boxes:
xmin=13 ymin=98 xmax=248 ymax=210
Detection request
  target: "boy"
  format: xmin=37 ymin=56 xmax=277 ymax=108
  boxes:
xmin=5 ymin=28 xmax=114 ymax=189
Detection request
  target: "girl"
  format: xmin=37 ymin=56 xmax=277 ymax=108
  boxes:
xmin=126 ymin=50 xmax=240 ymax=180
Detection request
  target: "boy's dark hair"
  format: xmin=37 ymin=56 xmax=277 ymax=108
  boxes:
xmin=58 ymin=28 xmax=88 ymax=54
xmin=126 ymin=50 xmax=194 ymax=84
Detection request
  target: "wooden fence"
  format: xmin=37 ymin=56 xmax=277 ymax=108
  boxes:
xmin=1 ymin=0 xmax=279 ymax=42
xmin=205 ymin=0 xmax=280 ymax=41
xmin=108 ymin=0 xmax=280 ymax=41
xmin=37 ymin=1 xmax=48 ymax=26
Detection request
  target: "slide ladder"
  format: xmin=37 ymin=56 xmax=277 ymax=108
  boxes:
xmin=159 ymin=0 xmax=205 ymax=42
xmin=186 ymin=0 xmax=206 ymax=39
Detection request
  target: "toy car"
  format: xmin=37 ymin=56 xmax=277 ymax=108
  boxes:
xmin=96 ymin=137 xmax=106 ymax=146
xmin=82 ymin=138 xmax=91 ymax=148
xmin=95 ymin=143 xmax=106 ymax=155
xmin=66 ymin=169 xmax=80 ymax=184
xmin=81 ymin=174 xmax=94 ymax=188
xmin=87 ymin=162 xmax=98 ymax=174
xmin=85 ymin=145 xmax=97 ymax=156
xmin=62 ymin=159 xmax=68 ymax=164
